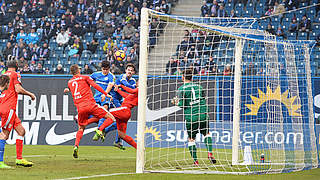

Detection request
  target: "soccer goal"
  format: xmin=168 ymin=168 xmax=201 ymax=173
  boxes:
xmin=136 ymin=8 xmax=318 ymax=174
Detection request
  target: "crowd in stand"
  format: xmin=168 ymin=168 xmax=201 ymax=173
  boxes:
xmin=0 ymin=0 xmax=177 ymax=74
xmin=167 ymin=0 xmax=320 ymax=76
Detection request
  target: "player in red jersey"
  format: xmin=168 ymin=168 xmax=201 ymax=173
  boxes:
xmin=64 ymin=64 xmax=116 ymax=158
xmin=92 ymin=83 xmax=138 ymax=149
xmin=0 ymin=60 xmax=36 ymax=168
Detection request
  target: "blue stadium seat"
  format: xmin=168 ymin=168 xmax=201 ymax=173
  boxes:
xmin=256 ymin=3 xmax=263 ymax=11
xmin=55 ymin=46 xmax=63 ymax=55
xmin=59 ymin=54 xmax=68 ymax=62
xmin=310 ymin=32 xmax=317 ymax=40
xmin=243 ymin=10 xmax=251 ymax=18
xmin=234 ymin=4 xmax=243 ymax=12
xmin=94 ymin=32 xmax=104 ymax=40
xmin=69 ymin=56 xmax=79 ymax=64
xmin=288 ymin=33 xmax=296 ymax=40
xmin=225 ymin=3 xmax=233 ymax=11
xmin=85 ymin=33 xmax=93 ymax=41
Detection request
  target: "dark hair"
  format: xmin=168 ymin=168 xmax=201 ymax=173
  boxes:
xmin=6 ymin=59 xmax=18 ymax=69
xmin=101 ymin=60 xmax=110 ymax=69
xmin=70 ymin=64 xmax=80 ymax=75
xmin=0 ymin=75 xmax=10 ymax=87
xmin=183 ymin=69 xmax=193 ymax=81
xmin=125 ymin=63 xmax=136 ymax=72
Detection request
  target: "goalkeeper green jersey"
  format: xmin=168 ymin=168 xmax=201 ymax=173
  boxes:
xmin=177 ymin=82 xmax=208 ymax=122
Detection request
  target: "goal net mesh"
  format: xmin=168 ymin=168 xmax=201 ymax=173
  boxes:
xmin=139 ymin=9 xmax=318 ymax=174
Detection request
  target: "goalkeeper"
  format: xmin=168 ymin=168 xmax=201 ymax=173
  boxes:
xmin=172 ymin=69 xmax=216 ymax=165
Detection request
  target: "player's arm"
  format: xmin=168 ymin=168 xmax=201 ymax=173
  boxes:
xmin=86 ymin=76 xmax=112 ymax=99
xmin=114 ymin=84 xmax=129 ymax=98
xmin=120 ymin=78 xmax=136 ymax=89
xmin=15 ymin=84 xmax=35 ymax=100
xmin=120 ymin=85 xmax=138 ymax=94
xmin=172 ymin=89 xmax=184 ymax=107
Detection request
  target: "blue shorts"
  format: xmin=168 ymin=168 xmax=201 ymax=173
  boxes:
xmin=95 ymin=97 xmax=122 ymax=109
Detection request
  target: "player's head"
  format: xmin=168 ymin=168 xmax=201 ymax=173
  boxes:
xmin=101 ymin=60 xmax=110 ymax=75
xmin=6 ymin=58 xmax=18 ymax=70
xmin=182 ymin=69 xmax=193 ymax=82
xmin=70 ymin=64 xmax=81 ymax=75
xmin=125 ymin=63 xmax=136 ymax=78
xmin=0 ymin=74 xmax=10 ymax=91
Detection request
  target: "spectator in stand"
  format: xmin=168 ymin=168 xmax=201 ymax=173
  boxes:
xmin=244 ymin=63 xmax=256 ymax=75
xmin=47 ymin=2 xmax=56 ymax=17
xmin=110 ymin=63 xmax=122 ymax=74
xmin=96 ymin=18 xmax=106 ymax=33
xmin=16 ymin=29 xmax=27 ymax=43
xmin=265 ymin=0 xmax=276 ymax=11
xmin=105 ymin=50 xmax=114 ymax=62
xmin=123 ymin=21 xmax=136 ymax=40
xmin=68 ymin=37 xmax=83 ymax=57
xmin=21 ymin=64 xmax=32 ymax=74
xmin=223 ymin=64 xmax=232 ymax=76
xmin=87 ymin=38 xmax=99 ymax=54
xmin=94 ymin=7 xmax=103 ymax=21
xmin=104 ymin=8 xmax=113 ymax=22
xmin=284 ymin=0 xmax=299 ymax=10
xmin=56 ymin=28 xmax=69 ymax=48
xmin=130 ymin=32 xmax=140 ymax=46
xmin=103 ymin=37 xmax=115 ymax=54
xmin=75 ymin=11 xmax=85 ymax=25
xmin=82 ymin=64 xmax=93 ymax=74
xmin=289 ymin=19 xmax=298 ymax=32
xmin=160 ymin=0 xmax=169 ymax=14
xmin=34 ymin=63 xmax=44 ymax=74
xmin=180 ymin=56 xmax=191 ymax=72
xmin=276 ymin=26 xmax=286 ymax=39
xmin=72 ymin=23 xmax=84 ymax=37
xmin=27 ymin=28 xmax=39 ymax=45
xmin=229 ymin=9 xmax=237 ymax=18
xmin=54 ymin=64 xmax=65 ymax=74
xmin=12 ymin=43 xmax=23 ymax=60
xmin=104 ymin=21 xmax=115 ymax=39
xmin=84 ymin=16 xmax=97 ymax=34
xmin=266 ymin=23 xmax=276 ymax=35
xmin=210 ymin=0 xmax=219 ymax=17
xmin=39 ymin=43 xmax=50 ymax=63
xmin=129 ymin=14 xmax=139 ymax=29
xmin=3 ymin=42 xmax=13 ymax=61
xmin=217 ymin=5 xmax=228 ymax=17
xmin=201 ymin=1 xmax=210 ymax=17
xmin=176 ymin=36 xmax=190 ymax=54
xmin=128 ymin=48 xmax=138 ymax=63
xmin=299 ymin=15 xmax=311 ymax=32
xmin=273 ymin=1 xmax=285 ymax=22
xmin=21 ymin=47 xmax=31 ymax=62
xmin=166 ymin=57 xmax=178 ymax=75
xmin=113 ymin=26 xmax=123 ymax=42
xmin=206 ymin=56 xmax=217 ymax=75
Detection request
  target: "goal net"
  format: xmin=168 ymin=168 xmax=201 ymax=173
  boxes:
xmin=136 ymin=8 xmax=318 ymax=174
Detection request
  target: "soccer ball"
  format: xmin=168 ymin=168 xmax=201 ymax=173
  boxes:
xmin=114 ymin=50 xmax=126 ymax=61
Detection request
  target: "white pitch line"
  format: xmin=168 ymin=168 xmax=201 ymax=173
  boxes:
xmin=55 ymin=172 xmax=135 ymax=180
xmin=7 ymin=155 xmax=136 ymax=159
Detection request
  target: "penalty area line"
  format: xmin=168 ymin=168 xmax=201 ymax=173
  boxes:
xmin=55 ymin=172 xmax=135 ymax=180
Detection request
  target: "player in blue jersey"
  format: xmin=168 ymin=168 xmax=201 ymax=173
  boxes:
xmin=95 ymin=63 xmax=137 ymax=149
xmin=90 ymin=61 xmax=117 ymax=107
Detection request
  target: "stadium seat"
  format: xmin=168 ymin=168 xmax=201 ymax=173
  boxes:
xmin=298 ymin=32 xmax=308 ymax=40
xmin=243 ymin=10 xmax=251 ymax=18
xmin=288 ymin=33 xmax=297 ymax=40
xmin=225 ymin=3 xmax=233 ymax=11
xmin=94 ymin=32 xmax=104 ymax=40
xmin=69 ymin=56 xmax=79 ymax=64
xmin=55 ymin=46 xmax=63 ymax=55
xmin=59 ymin=54 xmax=68 ymax=62
xmin=85 ymin=33 xmax=93 ymax=41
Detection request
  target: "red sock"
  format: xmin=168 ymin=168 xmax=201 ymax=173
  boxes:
xmin=86 ymin=117 xmax=99 ymax=125
xmin=16 ymin=136 xmax=23 ymax=160
xmin=75 ymin=129 xmax=84 ymax=147
xmin=122 ymin=135 xmax=137 ymax=149
xmin=98 ymin=118 xmax=114 ymax=131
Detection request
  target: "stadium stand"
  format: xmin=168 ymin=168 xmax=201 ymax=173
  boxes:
xmin=0 ymin=0 xmax=178 ymax=74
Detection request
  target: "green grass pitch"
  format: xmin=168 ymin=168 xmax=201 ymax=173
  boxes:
xmin=1 ymin=145 xmax=320 ymax=180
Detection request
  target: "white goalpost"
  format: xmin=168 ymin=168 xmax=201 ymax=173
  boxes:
xmin=137 ymin=8 xmax=318 ymax=174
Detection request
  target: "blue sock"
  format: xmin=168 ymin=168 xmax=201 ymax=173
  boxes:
xmin=0 ymin=139 xmax=6 ymax=162
xmin=98 ymin=118 xmax=105 ymax=128
xmin=115 ymin=131 xmax=121 ymax=143
xmin=104 ymin=122 xmax=117 ymax=134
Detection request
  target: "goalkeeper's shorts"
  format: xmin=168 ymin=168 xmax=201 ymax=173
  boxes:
xmin=186 ymin=120 xmax=209 ymax=140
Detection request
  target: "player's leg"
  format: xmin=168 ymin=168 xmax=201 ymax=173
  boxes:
xmin=187 ymin=121 xmax=199 ymax=165
xmin=73 ymin=124 xmax=86 ymax=158
xmin=0 ymin=129 xmax=12 ymax=169
xmin=12 ymin=113 xmax=33 ymax=167
xmin=117 ymin=121 xmax=136 ymax=149
xmin=109 ymin=99 xmax=122 ymax=147
xmin=199 ymin=117 xmax=216 ymax=164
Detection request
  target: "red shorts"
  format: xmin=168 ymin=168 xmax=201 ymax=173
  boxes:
xmin=110 ymin=107 xmax=131 ymax=133
xmin=78 ymin=104 xmax=108 ymax=126
xmin=1 ymin=109 xmax=21 ymax=132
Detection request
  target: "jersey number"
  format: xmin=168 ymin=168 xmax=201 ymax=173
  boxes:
xmin=72 ymin=82 xmax=80 ymax=96
xmin=191 ymin=87 xmax=197 ymax=100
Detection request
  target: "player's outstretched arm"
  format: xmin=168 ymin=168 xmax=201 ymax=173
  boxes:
xmin=120 ymin=85 xmax=138 ymax=94
xmin=114 ymin=85 xmax=129 ymax=98
xmin=15 ymin=84 xmax=35 ymax=100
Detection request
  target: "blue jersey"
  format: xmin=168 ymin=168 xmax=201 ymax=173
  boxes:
xmin=114 ymin=74 xmax=136 ymax=102
xmin=90 ymin=72 xmax=116 ymax=105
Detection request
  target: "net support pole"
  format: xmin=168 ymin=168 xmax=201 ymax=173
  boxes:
xmin=136 ymin=7 xmax=149 ymax=174
xmin=303 ymin=44 xmax=318 ymax=167
xmin=232 ymin=38 xmax=244 ymax=165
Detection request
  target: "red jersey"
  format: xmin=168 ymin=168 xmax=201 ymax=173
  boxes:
xmin=68 ymin=74 xmax=109 ymax=109
xmin=118 ymin=85 xmax=138 ymax=109
xmin=0 ymin=71 xmax=21 ymax=110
